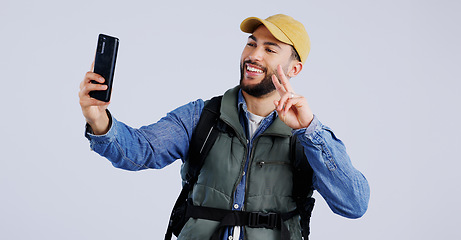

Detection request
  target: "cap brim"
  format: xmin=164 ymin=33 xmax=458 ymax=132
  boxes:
xmin=240 ymin=17 xmax=293 ymax=45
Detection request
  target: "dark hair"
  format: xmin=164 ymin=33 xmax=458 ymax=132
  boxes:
xmin=291 ymin=46 xmax=301 ymax=62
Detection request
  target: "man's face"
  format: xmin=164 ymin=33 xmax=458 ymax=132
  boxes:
xmin=240 ymin=25 xmax=295 ymax=97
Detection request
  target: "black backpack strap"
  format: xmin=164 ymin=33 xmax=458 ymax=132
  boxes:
xmin=184 ymin=202 xmax=297 ymax=240
xmin=186 ymin=96 xmax=223 ymax=184
xmin=291 ymin=134 xmax=315 ymax=240
xmin=165 ymin=96 xmax=223 ymax=240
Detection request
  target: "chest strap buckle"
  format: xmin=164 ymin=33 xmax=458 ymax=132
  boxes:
xmin=248 ymin=212 xmax=279 ymax=229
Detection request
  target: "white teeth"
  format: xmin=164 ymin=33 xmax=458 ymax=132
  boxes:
xmin=247 ymin=65 xmax=263 ymax=73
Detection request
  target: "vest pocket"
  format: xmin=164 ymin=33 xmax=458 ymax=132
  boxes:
xmin=257 ymin=161 xmax=292 ymax=168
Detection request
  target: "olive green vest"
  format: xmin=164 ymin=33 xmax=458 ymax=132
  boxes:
xmin=179 ymin=86 xmax=303 ymax=240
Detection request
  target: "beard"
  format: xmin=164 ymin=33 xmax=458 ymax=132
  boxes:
xmin=239 ymin=60 xmax=277 ymax=98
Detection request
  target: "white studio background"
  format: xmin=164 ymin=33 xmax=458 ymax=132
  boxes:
xmin=1 ymin=0 xmax=460 ymax=239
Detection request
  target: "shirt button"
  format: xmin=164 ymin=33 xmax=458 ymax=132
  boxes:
xmin=233 ymin=204 xmax=239 ymax=209
xmin=228 ymin=236 xmax=233 ymax=240
xmin=242 ymin=171 xmax=246 ymax=176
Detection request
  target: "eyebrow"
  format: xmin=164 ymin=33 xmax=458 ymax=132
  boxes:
xmin=248 ymin=35 xmax=282 ymax=49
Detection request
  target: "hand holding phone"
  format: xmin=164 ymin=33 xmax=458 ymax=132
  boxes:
xmin=89 ymin=34 xmax=119 ymax=102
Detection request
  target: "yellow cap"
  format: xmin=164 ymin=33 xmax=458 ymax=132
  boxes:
xmin=240 ymin=14 xmax=310 ymax=63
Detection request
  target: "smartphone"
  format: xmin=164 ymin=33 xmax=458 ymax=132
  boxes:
xmin=89 ymin=34 xmax=119 ymax=102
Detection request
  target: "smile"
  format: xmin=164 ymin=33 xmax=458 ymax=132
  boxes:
xmin=246 ymin=64 xmax=264 ymax=74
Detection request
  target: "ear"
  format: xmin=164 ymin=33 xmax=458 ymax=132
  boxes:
xmin=287 ymin=61 xmax=303 ymax=78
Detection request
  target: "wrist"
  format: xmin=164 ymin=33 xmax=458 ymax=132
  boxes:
xmin=87 ymin=110 xmax=111 ymax=135
xmin=296 ymin=113 xmax=313 ymax=130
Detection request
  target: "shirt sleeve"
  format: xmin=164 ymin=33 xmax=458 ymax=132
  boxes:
xmin=293 ymin=115 xmax=370 ymax=219
xmin=84 ymin=99 xmax=205 ymax=170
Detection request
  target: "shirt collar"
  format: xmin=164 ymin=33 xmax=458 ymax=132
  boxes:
xmin=237 ymin=89 xmax=278 ymax=121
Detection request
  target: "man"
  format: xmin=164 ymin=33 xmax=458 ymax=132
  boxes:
xmin=79 ymin=14 xmax=370 ymax=239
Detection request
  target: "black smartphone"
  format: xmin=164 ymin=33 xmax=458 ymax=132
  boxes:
xmin=89 ymin=34 xmax=119 ymax=102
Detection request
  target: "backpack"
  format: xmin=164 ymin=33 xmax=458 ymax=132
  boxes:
xmin=165 ymin=96 xmax=315 ymax=240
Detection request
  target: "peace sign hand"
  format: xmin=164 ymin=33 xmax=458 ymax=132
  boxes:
xmin=272 ymin=65 xmax=314 ymax=130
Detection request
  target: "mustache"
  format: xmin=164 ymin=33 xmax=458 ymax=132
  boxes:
xmin=242 ymin=60 xmax=267 ymax=72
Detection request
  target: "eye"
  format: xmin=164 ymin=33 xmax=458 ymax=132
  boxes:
xmin=247 ymin=42 xmax=256 ymax=47
xmin=266 ymin=48 xmax=276 ymax=53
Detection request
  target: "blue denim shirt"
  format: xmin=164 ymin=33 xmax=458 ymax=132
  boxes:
xmin=85 ymin=90 xmax=370 ymax=239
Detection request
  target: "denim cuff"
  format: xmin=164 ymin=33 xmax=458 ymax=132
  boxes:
xmin=292 ymin=115 xmax=320 ymax=137
xmin=84 ymin=109 xmax=116 ymax=145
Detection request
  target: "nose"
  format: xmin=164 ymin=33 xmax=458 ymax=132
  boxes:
xmin=248 ymin=47 xmax=264 ymax=62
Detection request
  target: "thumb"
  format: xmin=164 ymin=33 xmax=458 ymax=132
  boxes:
xmin=273 ymin=100 xmax=285 ymax=116
xmin=274 ymin=100 xmax=282 ymax=112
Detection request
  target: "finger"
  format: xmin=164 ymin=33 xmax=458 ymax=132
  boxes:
xmin=274 ymin=98 xmax=284 ymax=113
xmin=79 ymin=88 xmax=111 ymax=104
xmin=272 ymin=74 xmax=287 ymax=97
xmin=277 ymin=65 xmax=294 ymax=93
xmin=275 ymin=92 xmax=284 ymax=111
xmin=85 ymin=71 xmax=105 ymax=84
xmin=274 ymin=100 xmax=286 ymax=118
xmin=87 ymin=82 xmax=108 ymax=93
xmin=284 ymin=98 xmax=293 ymax=115
xmin=90 ymin=61 xmax=95 ymax=71
xmin=80 ymin=98 xmax=110 ymax=108
xmin=80 ymin=74 xmax=100 ymax=90
xmin=80 ymin=83 xmax=108 ymax=97
xmin=284 ymin=97 xmax=300 ymax=115
xmin=88 ymin=99 xmax=110 ymax=106
xmin=276 ymin=92 xmax=292 ymax=112
xmin=82 ymin=80 xmax=107 ymax=91
xmin=273 ymin=100 xmax=280 ymax=112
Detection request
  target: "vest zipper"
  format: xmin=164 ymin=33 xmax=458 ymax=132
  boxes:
xmin=243 ymin=135 xmax=261 ymax=211
xmin=219 ymin=118 xmax=249 ymax=211
xmin=235 ymin=138 xmax=252 ymax=211
xmin=220 ymin=114 xmax=291 ymax=235
xmin=257 ymin=161 xmax=291 ymax=168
